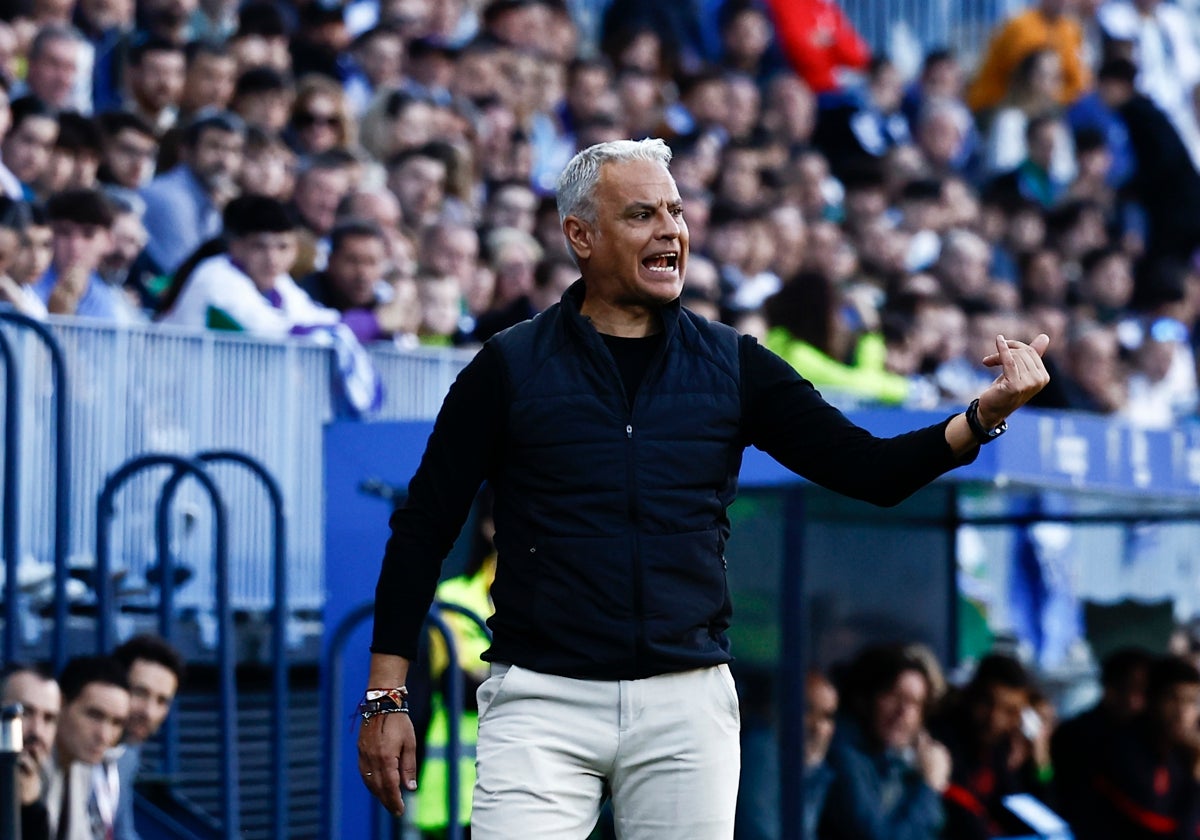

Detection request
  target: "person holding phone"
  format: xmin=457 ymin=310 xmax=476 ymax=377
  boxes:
xmin=819 ymin=645 xmax=951 ymax=840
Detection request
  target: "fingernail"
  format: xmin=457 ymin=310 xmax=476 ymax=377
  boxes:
xmin=998 ymin=334 xmax=1005 ymax=342
xmin=407 ymin=781 xmax=418 ymax=790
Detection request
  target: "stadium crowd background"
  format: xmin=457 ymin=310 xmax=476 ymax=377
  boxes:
xmin=2 ymin=0 xmax=1200 ymax=838
xmin=0 ymin=0 xmax=1196 ymax=431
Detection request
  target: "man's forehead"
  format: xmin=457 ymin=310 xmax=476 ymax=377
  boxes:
xmin=598 ymin=160 xmax=680 ymax=202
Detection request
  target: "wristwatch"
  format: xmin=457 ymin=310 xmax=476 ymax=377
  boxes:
xmin=965 ymin=398 xmax=1007 ymax=445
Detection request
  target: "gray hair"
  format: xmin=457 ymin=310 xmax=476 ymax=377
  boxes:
xmin=555 ymin=138 xmax=673 ymax=226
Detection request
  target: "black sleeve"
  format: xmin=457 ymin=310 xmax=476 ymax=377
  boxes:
xmin=370 ymin=343 xmax=507 ymax=659
xmin=741 ymin=335 xmax=973 ymax=507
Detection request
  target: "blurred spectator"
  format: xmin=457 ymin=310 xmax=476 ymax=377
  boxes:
xmin=931 ymin=653 xmax=1047 ymax=839
xmin=289 ymin=150 xmax=355 ymax=276
xmin=1123 ymin=314 xmax=1198 ymax=428
xmin=41 ymin=111 xmax=105 ymax=194
xmin=985 ymin=113 xmax=1072 ymax=209
xmin=286 ymin=74 xmax=357 ymax=157
xmin=820 ymin=644 xmax=950 ymax=840
xmin=967 ymin=0 xmax=1090 ymax=114
xmin=0 ymin=664 xmax=61 ymax=838
xmin=764 ymin=270 xmax=911 ymax=404
xmin=301 ymin=219 xmax=409 ymax=343
xmin=33 ymin=187 xmax=139 ymax=321
xmin=813 ymin=56 xmax=911 ymax=179
xmin=158 ymin=194 xmax=338 ymax=335
xmin=0 ymin=81 xmax=21 ymax=200
xmin=1052 ymin=646 xmax=1153 ymax=835
xmin=1033 ymin=319 xmax=1128 ymax=413
xmin=1099 ymin=0 xmax=1200 ymax=165
xmin=417 ymin=271 xmax=471 ymax=346
xmin=97 ymin=111 xmax=159 ymax=190
xmin=1098 ymin=57 xmax=1200 ymax=261
xmin=473 ymin=226 xmax=542 ymax=341
xmin=111 ymin=634 xmax=186 ymax=840
xmin=344 ymin=26 xmax=405 ymax=114
xmin=47 ymin=656 xmax=129 ymax=840
xmin=802 ymin=671 xmax=838 ymax=840
xmin=387 ymin=144 xmax=448 ymax=231
xmin=123 ymin=36 xmax=185 ymax=134
xmin=337 ymin=185 xmax=406 ymax=261
xmin=3 ymin=96 xmax=59 ymax=199
xmin=15 ymin=24 xmax=92 ymax=112
xmin=765 ymin=0 xmax=869 ymax=95
xmin=982 ymin=49 xmax=1076 ymax=184
xmin=140 ymin=109 xmax=244 ymax=273
xmin=237 ymin=125 xmax=294 ymax=200
xmin=98 ymin=190 xmax=155 ymax=311
xmin=718 ymin=0 xmax=781 ymax=85
xmin=231 ymin=66 xmax=293 ymax=134
xmin=1087 ymin=656 xmax=1200 ymax=840
xmin=179 ymin=40 xmax=237 ymax=119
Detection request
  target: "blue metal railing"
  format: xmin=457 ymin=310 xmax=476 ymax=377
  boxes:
xmin=95 ymin=454 xmax=239 ymax=838
xmin=1 ymin=328 xmax=18 ymax=667
xmin=0 ymin=311 xmax=71 ymax=670
xmin=155 ymin=450 xmax=289 ymax=836
xmin=323 ymin=601 xmax=491 ymax=840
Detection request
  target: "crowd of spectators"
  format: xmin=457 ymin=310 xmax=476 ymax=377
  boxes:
xmin=1 ymin=633 xmax=185 ymax=840
xmin=0 ymin=0 xmax=1193 ymax=427
xmin=795 ymin=643 xmax=1200 ymax=840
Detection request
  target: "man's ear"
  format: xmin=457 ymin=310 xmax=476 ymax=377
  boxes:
xmin=563 ymin=216 xmax=592 ymax=261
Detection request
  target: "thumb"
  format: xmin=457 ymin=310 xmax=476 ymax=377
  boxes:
xmin=1030 ymin=333 xmax=1050 ymax=357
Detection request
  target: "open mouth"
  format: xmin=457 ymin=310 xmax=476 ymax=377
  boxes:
xmin=641 ymin=252 xmax=679 ymax=273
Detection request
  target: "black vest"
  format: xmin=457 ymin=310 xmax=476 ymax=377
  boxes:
xmin=485 ymin=283 xmax=745 ymax=679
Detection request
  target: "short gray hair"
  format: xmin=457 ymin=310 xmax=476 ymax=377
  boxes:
xmin=555 ymin=138 xmax=673 ymax=226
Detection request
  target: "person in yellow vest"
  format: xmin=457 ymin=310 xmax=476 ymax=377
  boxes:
xmin=413 ymin=502 xmax=496 ymax=838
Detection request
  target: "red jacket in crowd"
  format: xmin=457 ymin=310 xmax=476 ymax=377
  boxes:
xmin=765 ymin=0 xmax=871 ymax=93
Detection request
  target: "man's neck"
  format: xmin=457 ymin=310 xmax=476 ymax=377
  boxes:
xmin=579 ymin=300 xmax=662 ymax=338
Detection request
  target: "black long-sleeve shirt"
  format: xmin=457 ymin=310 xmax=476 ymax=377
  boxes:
xmin=371 ymin=331 xmax=969 ymax=661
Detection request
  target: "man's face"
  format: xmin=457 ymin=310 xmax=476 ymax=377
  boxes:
xmin=51 ymin=219 xmax=111 ymax=273
xmin=28 ymin=38 xmax=79 ymax=109
xmin=328 ymin=234 xmax=386 ymax=307
xmin=1 ymin=672 xmax=61 ymax=769
xmin=3 ymin=116 xmax=58 ymax=184
xmin=567 ymin=159 xmax=688 ymax=312
xmin=106 ymin=127 xmax=158 ymax=189
xmin=14 ymin=224 xmax=54 ymax=283
xmin=227 ymin=231 xmax=297 ymax=290
xmin=872 ymin=669 xmax=928 ymax=751
xmin=427 ymin=227 xmax=477 ymax=286
xmin=388 ymin=156 xmax=446 ymax=227
xmin=295 ymin=167 xmax=350 ymax=235
xmin=804 ymin=675 xmax=837 ymax=768
xmin=1158 ymin=683 xmax=1200 ymax=744
xmin=57 ymin=683 xmax=129 ymax=765
xmin=187 ymin=127 xmax=244 ymax=193
xmin=131 ymin=49 xmax=186 ymax=113
xmin=102 ymin=212 xmax=148 ymax=275
xmin=974 ymin=684 xmax=1028 ymax=746
xmin=124 ymin=660 xmax=178 ymax=745
xmin=182 ymin=53 xmax=237 ymax=112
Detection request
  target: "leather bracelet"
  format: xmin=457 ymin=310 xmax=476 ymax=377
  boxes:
xmin=965 ymin=398 xmax=1007 ymax=445
xmin=358 ymin=696 xmax=410 ymax=721
xmin=365 ymin=687 xmax=408 ymax=705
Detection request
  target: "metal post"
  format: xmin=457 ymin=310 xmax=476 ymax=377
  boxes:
xmin=0 ymin=330 xmax=19 ymax=666
xmin=95 ymin=454 xmax=239 ymax=837
xmin=0 ymin=312 xmax=71 ymax=672
xmin=779 ymin=486 xmax=807 ymax=840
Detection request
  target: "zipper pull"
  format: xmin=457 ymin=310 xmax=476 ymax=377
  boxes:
xmin=626 ymin=424 xmax=633 ymax=438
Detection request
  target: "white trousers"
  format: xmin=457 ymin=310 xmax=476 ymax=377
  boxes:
xmin=471 ymin=663 xmax=742 ymax=839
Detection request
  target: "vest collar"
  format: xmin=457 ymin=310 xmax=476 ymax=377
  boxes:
xmin=559 ymin=278 xmax=683 ymax=342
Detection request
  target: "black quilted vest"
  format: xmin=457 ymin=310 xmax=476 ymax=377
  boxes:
xmin=485 ymin=282 xmax=745 ymax=679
